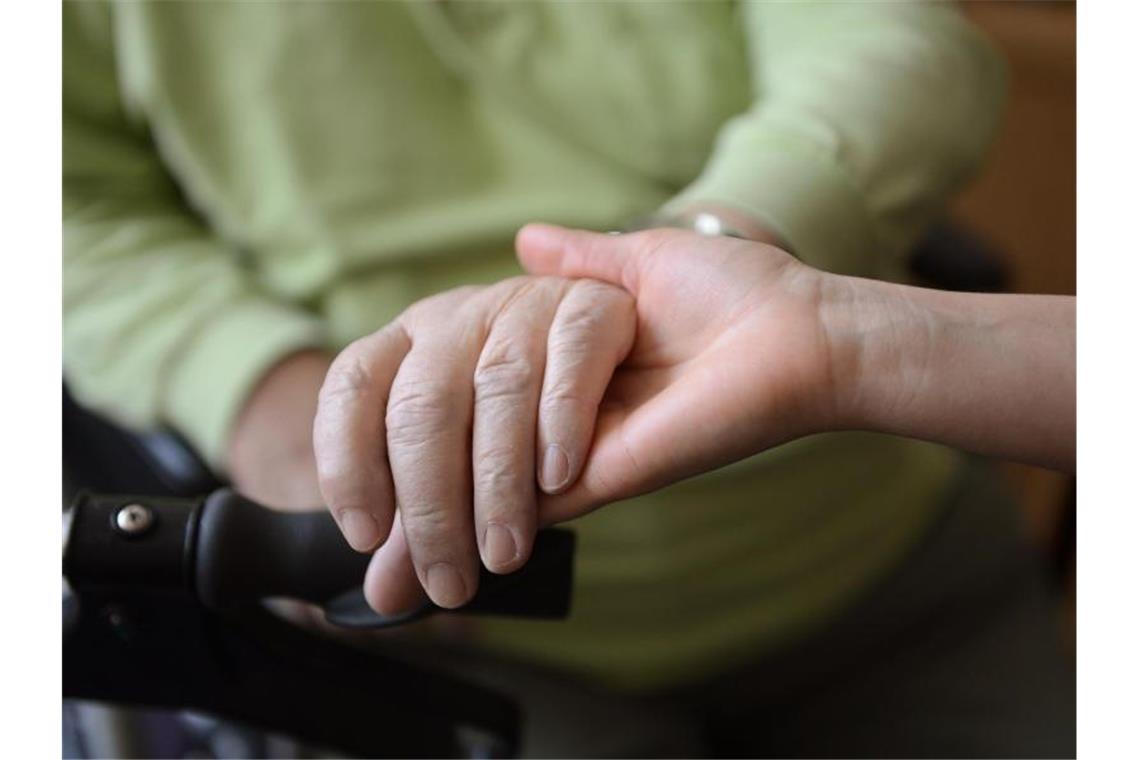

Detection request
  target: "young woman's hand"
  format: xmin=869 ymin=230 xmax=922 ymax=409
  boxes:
xmin=518 ymin=223 xmax=1076 ymax=499
xmin=514 ymin=225 xmax=845 ymax=524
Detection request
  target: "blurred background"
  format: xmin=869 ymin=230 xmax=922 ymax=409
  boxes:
xmin=952 ymin=1 xmax=1075 ymax=653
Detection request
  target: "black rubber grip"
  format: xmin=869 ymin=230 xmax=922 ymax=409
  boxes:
xmin=193 ymin=489 xmax=575 ymax=627
xmin=194 ymin=489 xmax=367 ymax=609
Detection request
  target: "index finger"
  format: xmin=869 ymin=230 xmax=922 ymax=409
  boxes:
xmin=313 ymin=323 xmax=411 ymax=552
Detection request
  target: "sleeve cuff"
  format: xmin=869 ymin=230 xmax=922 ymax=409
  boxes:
xmin=662 ymin=123 xmax=882 ymax=276
xmin=162 ymin=298 xmax=327 ymax=470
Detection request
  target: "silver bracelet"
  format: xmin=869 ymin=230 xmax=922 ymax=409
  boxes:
xmin=622 ymin=211 xmax=750 ymax=239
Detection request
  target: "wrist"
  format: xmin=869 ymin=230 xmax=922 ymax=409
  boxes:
xmin=817 ymin=274 xmax=936 ymax=434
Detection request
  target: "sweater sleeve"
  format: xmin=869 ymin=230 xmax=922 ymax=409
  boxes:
xmin=63 ymin=1 xmax=326 ymax=469
xmin=664 ymin=2 xmax=1006 ymax=276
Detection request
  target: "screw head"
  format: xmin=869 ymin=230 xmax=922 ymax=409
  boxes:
xmin=114 ymin=503 xmax=154 ymax=536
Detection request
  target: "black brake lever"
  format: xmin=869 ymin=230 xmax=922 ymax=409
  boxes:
xmin=64 ymin=488 xmax=576 ymax=627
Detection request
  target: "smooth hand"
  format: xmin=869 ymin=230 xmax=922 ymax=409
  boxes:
xmin=514 ymin=224 xmax=843 ymax=523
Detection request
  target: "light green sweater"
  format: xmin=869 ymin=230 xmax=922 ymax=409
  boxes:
xmin=64 ymin=1 xmax=1005 ymax=689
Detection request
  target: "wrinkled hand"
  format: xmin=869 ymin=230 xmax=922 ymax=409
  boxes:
xmin=514 ymin=224 xmax=842 ymax=523
xmin=314 ymin=276 xmax=635 ymax=613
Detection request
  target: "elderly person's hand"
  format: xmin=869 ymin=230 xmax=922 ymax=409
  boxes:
xmin=314 ymin=276 xmax=635 ymax=612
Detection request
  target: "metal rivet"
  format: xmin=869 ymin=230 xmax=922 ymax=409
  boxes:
xmin=115 ymin=503 xmax=154 ymax=536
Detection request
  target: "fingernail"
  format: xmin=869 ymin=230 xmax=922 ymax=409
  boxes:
xmin=483 ymin=523 xmax=519 ymax=571
xmin=426 ymin=562 xmax=469 ymax=609
xmin=338 ymin=509 xmax=380 ymax=552
xmin=540 ymin=444 xmax=571 ymax=492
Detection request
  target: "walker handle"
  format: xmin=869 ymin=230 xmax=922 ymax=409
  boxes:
xmin=64 ymin=488 xmax=575 ymax=629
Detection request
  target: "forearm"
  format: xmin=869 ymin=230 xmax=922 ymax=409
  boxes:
xmin=825 ymin=276 xmax=1075 ymax=472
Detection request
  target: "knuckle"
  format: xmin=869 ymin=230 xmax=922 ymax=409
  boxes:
xmin=406 ymin=285 xmax=483 ymax=318
xmin=474 ymin=342 xmax=539 ymax=402
xmin=399 ymin=287 xmax=486 ymax=334
xmin=385 ymin=382 xmax=460 ymax=446
xmin=558 ymin=281 xmax=631 ymax=329
xmin=553 ymin=301 xmax=607 ymax=340
xmin=399 ymin=501 xmax=462 ymax=541
xmin=552 ymin=283 xmax=635 ymax=358
xmin=549 ymin=316 xmax=607 ymax=364
xmin=320 ymin=349 xmax=373 ymax=404
xmin=474 ymin=445 xmax=527 ymax=493
xmin=541 ymin=380 xmax=590 ymax=410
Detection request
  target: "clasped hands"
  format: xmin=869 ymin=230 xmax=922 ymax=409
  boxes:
xmin=313 ymin=225 xmax=843 ymax=614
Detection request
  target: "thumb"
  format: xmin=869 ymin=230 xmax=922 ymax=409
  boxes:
xmin=515 ymin=224 xmax=642 ymax=294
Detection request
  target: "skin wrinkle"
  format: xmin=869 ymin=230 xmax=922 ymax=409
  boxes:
xmin=548 ymin=286 xmax=634 ymax=369
xmin=888 ymin=291 xmax=941 ymax=428
xmin=474 ymin=282 xmax=554 ymax=460
xmin=819 ymin=274 xmax=902 ymax=429
xmin=773 ymin=270 xmax=836 ymax=430
xmin=473 ymin=291 xmax=553 ymax=402
xmin=386 ymin=379 xmax=467 ymax=448
xmin=475 ymin=444 xmax=527 ymax=488
xmin=851 ymin=282 xmax=939 ymax=430
xmin=467 ymin=276 xmax=643 ymax=577
xmin=320 ymin=351 xmax=375 ymax=404
xmin=473 ymin=352 xmax=542 ymax=402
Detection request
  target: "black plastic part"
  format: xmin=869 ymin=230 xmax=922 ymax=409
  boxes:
xmin=63 ymin=385 xmax=222 ymax=499
xmin=325 ymin=528 xmax=577 ymax=628
xmin=194 ymin=488 xmax=576 ymax=627
xmin=63 ymin=492 xmax=201 ymax=594
xmin=63 ymin=590 xmax=520 ymax=757
xmin=194 ymin=489 xmax=370 ymax=610
xmin=64 ymin=487 xmax=577 ymax=755
xmin=61 ymin=396 xmax=573 ymax=756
